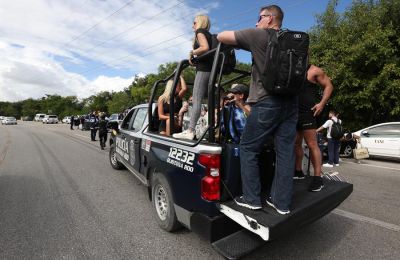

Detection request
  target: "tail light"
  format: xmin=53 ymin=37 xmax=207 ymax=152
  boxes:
xmin=199 ymin=154 xmax=220 ymax=201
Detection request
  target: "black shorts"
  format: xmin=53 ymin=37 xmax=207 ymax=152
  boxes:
xmin=297 ymin=112 xmax=317 ymax=130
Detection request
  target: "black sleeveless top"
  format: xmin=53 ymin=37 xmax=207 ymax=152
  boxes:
xmin=298 ymin=77 xmax=320 ymax=113
xmin=162 ymin=97 xmax=182 ymax=114
xmin=193 ymin=28 xmax=213 ymax=72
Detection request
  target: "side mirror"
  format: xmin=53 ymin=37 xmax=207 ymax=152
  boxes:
xmin=361 ymin=130 xmax=369 ymax=137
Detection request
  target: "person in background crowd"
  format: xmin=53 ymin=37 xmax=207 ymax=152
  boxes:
xmin=220 ymin=84 xmax=250 ymax=144
xmin=294 ymin=65 xmax=333 ymax=192
xmin=98 ymin=113 xmax=108 ymax=150
xmin=80 ymin=116 xmax=85 ymax=130
xmin=70 ymin=115 xmax=74 ymax=130
xmin=158 ymin=76 xmax=187 ymax=136
xmin=89 ymin=111 xmax=98 ymax=141
xmin=173 ymin=14 xmax=213 ymax=140
xmin=218 ymin=5 xmax=297 ymax=214
xmin=316 ymin=110 xmax=341 ymax=167
xmin=178 ymin=100 xmax=189 ymax=128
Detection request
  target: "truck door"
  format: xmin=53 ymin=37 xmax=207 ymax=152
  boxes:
xmin=125 ymin=107 xmax=147 ymax=173
xmin=116 ymin=109 xmax=136 ymax=166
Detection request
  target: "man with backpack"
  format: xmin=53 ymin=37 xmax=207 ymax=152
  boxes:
xmin=316 ymin=110 xmax=343 ymax=167
xmin=217 ymin=5 xmax=304 ymax=214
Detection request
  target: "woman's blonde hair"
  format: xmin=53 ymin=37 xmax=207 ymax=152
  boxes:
xmin=159 ymin=80 xmax=174 ymax=104
xmin=194 ymin=14 xmax=211 ymax=31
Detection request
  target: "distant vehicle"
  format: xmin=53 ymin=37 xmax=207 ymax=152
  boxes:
xmin=62 ymin=116 xmax=71 ymax=124
xmin=42 ymin=115 xmax=59 ymax=124
xmin=0 ymin=116 xmax=5 ymax=121
xmin=340 ymin=133 xmax=357 ymax=158
xmin=34 ymin=114 xmax=46 ymax=122
xmin=1 ymin=117 xmax=17 ymax=125
xmin=107 ymin=113 xmax=123 ymax=131
xmin=353 ymin=122 xmax=400 ymax=160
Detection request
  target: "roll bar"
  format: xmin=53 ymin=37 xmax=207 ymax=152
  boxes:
xmin=147 ymin=43 xmax=250 ymax=145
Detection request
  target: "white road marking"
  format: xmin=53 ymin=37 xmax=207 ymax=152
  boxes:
xmin=332 ymin=209 xmax=400 ymax=232
xmin=344 ymin=161 xmax=400 ymax=171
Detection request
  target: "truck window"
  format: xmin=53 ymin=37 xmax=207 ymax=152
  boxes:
xmin=131 ymin=108 xmax=147 ymax=132
xmin=121 ymin=110 xmax=135 ymax=130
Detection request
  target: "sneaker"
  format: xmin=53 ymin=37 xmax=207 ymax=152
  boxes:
xmin=266 ymin=197 xmax=290 ymax=215
xmin=322 ymin=163 xmax=333 ymax=168
xmin=308 ymin=176 xmax=324 ymax=192
xmin=335 ymin=164 xmax=340 ymax=166
xmin=172 ymin=130 xmax=194 ymax=140
xmin=234 ymin=196 xmax=262 ymax=210
xmin=293 ymin=170 xmax=306 ymax=179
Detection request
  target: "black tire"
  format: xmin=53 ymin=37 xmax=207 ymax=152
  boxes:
xmin=343 ymin=144 xmax=353 ymax=158
xmin=151 ymin=174 xmax=181 ymax=232
xmin=109 ymin=144 xmax=124 ymax=170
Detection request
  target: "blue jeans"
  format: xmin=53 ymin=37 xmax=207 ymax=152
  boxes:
xmin=327 ymin=138 xmax=340 ymax=164
xmin=240 ymin=96 xmax=298 ymax=210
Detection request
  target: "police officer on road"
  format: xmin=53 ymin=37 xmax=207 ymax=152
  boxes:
xmin=70 ymin=115 xmax=74 ymax=130
xmin=89 ymin=111 xmax=98 ymax=141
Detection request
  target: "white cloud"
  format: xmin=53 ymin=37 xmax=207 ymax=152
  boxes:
xmin=0 ymin=0 xmax=220 ymax=101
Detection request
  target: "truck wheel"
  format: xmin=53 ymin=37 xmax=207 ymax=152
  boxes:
xmin=109 ymin=144 xmax=124 ymax=170
xmin=152 ymin=174 xmax=181 ymax=232
xmin=343 ymin=144 xmax=353 ymax=157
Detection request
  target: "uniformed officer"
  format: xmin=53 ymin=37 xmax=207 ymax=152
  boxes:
xmin=98 ymin=113 xmax=108 ymax=150
xmin=89 ymin=111 xmax=99 ymax=141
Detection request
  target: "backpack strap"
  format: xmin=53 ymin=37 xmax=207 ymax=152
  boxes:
xmin=222 ymin=105 xmax=233 ymax=142
xmin=229 ymin=105 xmax=240 ymax=143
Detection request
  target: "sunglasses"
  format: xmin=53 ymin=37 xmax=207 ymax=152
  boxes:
xmin=257 ymin=14 xmax=272 ymax=22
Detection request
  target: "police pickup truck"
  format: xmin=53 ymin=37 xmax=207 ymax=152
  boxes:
xmin=108 ymin=44 xmax=353 ymax=259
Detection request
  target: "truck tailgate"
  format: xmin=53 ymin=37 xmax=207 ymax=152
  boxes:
xmin=217 ymin=178 xmax=353 ymax=241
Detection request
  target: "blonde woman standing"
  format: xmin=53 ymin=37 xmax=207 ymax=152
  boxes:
xmin=158 ymin=76 xmax=187 ymax=136
xmin=173 ymin=15 xmax=213 ymax=140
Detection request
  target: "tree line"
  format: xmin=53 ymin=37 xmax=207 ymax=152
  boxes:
xmin=1 ymin=0 xmax=399 ymax=130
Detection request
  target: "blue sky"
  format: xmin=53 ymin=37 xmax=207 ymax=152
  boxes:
xmin=0 ymin=0 xmax=353 ymax=101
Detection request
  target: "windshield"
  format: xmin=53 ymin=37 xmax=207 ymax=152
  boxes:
xmin=49 ymin=115 xmax=57 ymax=118
xmin=109 ymin=114 xmax=119 ymax=120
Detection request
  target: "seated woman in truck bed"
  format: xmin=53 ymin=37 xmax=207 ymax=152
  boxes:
xmin=157 ymin=76 xmax=187 ymax=136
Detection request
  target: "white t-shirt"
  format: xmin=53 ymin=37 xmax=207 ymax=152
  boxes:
xmin=322 ymin=116 xmax=341 ymax=139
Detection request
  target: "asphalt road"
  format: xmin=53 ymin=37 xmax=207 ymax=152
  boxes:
xmin=0 ymin=122 xmax=399 ymax=259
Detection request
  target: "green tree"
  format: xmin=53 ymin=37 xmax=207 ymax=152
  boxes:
xmin=107 ymin=90 xmax=134 ymax=113
xmin=309 ymin=0 xmax=400 ymax=130
xmin=21 ymin=98 xmax=41 ymax=118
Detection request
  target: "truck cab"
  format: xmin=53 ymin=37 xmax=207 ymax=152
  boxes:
xmin=109 ymin=43 xmax=353 ymax=259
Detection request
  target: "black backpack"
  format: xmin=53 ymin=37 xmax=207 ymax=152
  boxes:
xmin=261 ymin=29 xmax=309 ymax=95
xmin=211 ymin=34 xmax=236 ymax=75
xmin=331 ymin=120 xmax=344 ymax=140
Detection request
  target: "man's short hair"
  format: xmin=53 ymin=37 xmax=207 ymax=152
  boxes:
xmin=260 ymin=5 xmax=284 ymax=27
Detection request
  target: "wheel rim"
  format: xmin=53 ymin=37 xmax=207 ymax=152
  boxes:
xmin=110 ymin=149 xmax=118 ymax=165
xmin=154 ymin=184 xmax=168 ymax=221
xmin=344 ymin=145 xmax=352 ymax=156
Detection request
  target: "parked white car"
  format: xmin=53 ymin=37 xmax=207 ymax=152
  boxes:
xmin=34 ymin=113 xmax=46 ymax=122
xmin=62 ymin=116 xmax=71 ymax=124
xmin=354 ymin=122 xmax=400 ymax=159
xmin=1 ymin=117 xmax=17 ymax=125
xmin=42 ymin=115 xmax=59 ymax=124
